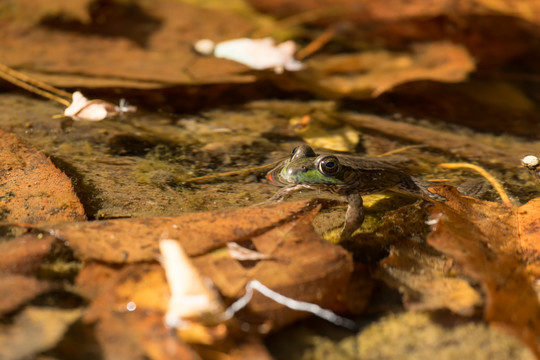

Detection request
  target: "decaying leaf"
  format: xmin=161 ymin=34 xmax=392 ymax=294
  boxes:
xmin=46 ymin=199 xmax=325 ymax=263
xmin=192 ymin=206 xmax=353 ymax=329
xmin=0 ymin=307 xmax=82 ymax=360
xmin=296 ymin=42 xmax=474 ymax=98
xmin=71 ymin=200 xmax=352 ymax=358
xmin=427 ymin=186 xmax=540 ymax=357
xmin=377 ymin=239 xmax=482 ymax=316
xmin=0 ymin=130 xmax=85 ymax=224
xmin=0 ymin=0 xmax=257 ymax=88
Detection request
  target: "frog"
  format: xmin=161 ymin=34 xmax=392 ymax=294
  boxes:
xmin=266 ymin=144 xmax=440 ymax=241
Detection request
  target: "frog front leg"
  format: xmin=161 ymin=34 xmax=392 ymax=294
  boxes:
xmin=340 ymin=193 xmax=364 ymax=241
xmin=269 ymin=184 xmax=313 ymax=202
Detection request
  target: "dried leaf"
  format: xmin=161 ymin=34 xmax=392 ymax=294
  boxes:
xmin=47 ymin=199 xmax=324 ymax=263
xmin=297 ymin=42 xmax=474 ymax=98
xmin=0 ymin=0 xmax=257 ymax=88
xmin=427 ymin=186 xmax=540 ymax=357
xmin=193 ymin=206 xmax=353 ymax=329
xmin=0 ymin=307 xmax=82 ymax=360
xmin=377 ymin=240 xmax=482 ymax=316
xmin=0 ymin=130 xmax=85 ymax=224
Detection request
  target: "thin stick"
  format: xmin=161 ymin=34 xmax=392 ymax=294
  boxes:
xmin=295 ymin=26 xmax=336 ymax=61
xmin=377 ymin=144 xmax=427 ymax=157
xmin=0 ymin=63 xmax=71 ymax=98
xmin=218 ymin=280 xmax=356 ymax=330
xmin=252 ymin=5 xmax=345 ymax=38
xmin=180 ymin=160 xmax=282 ymax=184
xmin=0 ymin=66 xmax=71 ymax=106
xmin=438 ymin=163 xmax=514 ymax=207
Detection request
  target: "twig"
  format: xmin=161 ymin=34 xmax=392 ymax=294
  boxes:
xmin=0 ymin=63 xmax=71 ymax=106
xmin=377 ymin=144 xmax=427 ymax=157
xmin=438 ymin=162 xmax=514 ymax=207
xmin=217 ymin=280 xmax=357 ymax=330
xmin=295 ymin=26 xmax=336 ymax=61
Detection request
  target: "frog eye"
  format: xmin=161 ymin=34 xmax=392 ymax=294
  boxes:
xmin=291 ymin=147 xmax=298 ymax=156
xmin=318 ymin=156 xmax=340 ymax=175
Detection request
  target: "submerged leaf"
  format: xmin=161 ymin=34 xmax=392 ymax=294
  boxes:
xmin=378 ymin=240 xmax=482 ymax=316
xmin=427 ymin=186 xmax=540 ymax=357
xmin=296 ymin=42 xmax=474 ymax=98
xmin=46 ymin=199 xmax=325 ymax=263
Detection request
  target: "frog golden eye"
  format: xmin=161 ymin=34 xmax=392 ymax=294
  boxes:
xmin=318 ymin=156 xmax=340 ymax=175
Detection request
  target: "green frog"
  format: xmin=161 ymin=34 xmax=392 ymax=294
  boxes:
xmin=267 ymin=144 xmax=440 ymax=241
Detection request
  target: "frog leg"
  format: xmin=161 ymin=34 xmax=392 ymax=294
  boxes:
xmin=269 ymin=184 xmax=312 ymax=202
xmin=340 ymin=193 xmax=364 ymax=241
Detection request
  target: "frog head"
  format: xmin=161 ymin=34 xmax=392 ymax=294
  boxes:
xmin=267 ymin=145 xmax=351 ymax=186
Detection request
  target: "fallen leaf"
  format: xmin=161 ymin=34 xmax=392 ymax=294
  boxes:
xmin=247 ymin=0 xmax=540 ymax=68
xmin=0 ymin=130 xmax=85 ymax=224
xmin=377 ymin=239 xmax=482 ymax=316
xmin=296 ymin=42 xmax=474 ymax=98
xmin=427 ymin=186 xmax=540 ymax=357
xmin=0 ymin=307 xmax=82 ymax=360
xmin=73 ymin=201 xmax=352 ymax=358
xmin=46 ymin=199 xmax=325 ymax=263
xmin=193 ymin=205 xmax=353 ymax=329
xmin=0 ymin=0 xmax=257 ymax=88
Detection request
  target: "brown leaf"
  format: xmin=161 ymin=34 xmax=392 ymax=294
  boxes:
xmin=193 ymin=205 xmax=353 ymax=329
xmin=0 ymin=306 xmax=82 ymax=360
xmin=427 ymin=186 xmax=540 ymax=357
xmin=0 ymin=275 xmax=54 ymax=316
xmin=298 ymin=42 xmax=474 ymax=98
xmin=74 ymin=202 xmax=352 ymax=357
xmin=79 ymin=263 xmax=273 ymax=359
xmin=47 ymin=199 xmax=325 ymax=263
xmin=0 ymin=130 xmax=85 ymax=224
xmin=377 ymin=240 xmax=482 ymax=316
xmin=0 ymin=0 xmax=256 ymax=89
xmin=0 ymin=233 xmax=56 ymax=275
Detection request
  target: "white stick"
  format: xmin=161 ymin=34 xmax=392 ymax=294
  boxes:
xmin=220 ymin=280 xmax=356 ymax=330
